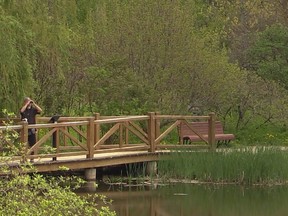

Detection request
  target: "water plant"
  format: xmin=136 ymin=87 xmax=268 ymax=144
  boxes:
xmin=158 ymin=147 xmax=288 ymax=185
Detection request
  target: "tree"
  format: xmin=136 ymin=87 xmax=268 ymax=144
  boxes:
xmin=0 ymin=7 xmax=35 ymax=113
xmin=248 ymin=24 xmax=288 ymax=90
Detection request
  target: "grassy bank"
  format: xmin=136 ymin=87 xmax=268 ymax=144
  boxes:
xmin=158 ymin=147 xmax=288 ymax=185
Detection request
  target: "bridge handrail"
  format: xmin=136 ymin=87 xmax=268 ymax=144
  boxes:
xmin=37 ymin=116 xmax=91 ymax=122
xmin=95 ymin=115 xmax=149 ymax=124
xmin=155 ymin=115 xmax=210 ymax=120
xmin=0 ymin=125 xmax=23 ymax=130
xmin=29 ymin=121 xmax=89 ymax=129
xmin=0 ymin=113 xmax=216 ymax=162
xmin=0 ymin=121 xmax=89 ymax=130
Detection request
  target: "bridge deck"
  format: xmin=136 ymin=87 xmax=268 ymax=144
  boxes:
xmin=5 ymin=150 xmax=169 ymax=173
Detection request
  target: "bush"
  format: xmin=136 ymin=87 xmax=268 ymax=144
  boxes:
xmin=0 ymin=174 xmax=115 ymax=216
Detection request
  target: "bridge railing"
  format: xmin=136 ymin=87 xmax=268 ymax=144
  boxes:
xmin=24 ymin=119 xmax=91 ymax=161
xmin=93 ymin=114 xmax=150 ymax=154
xmin=153 ymin=112 xmax=216 ymax=151
xmin=0 ymin=112 xmax=216 ymax=161
xmin=90 ymin=112 xmax=216 ymax=155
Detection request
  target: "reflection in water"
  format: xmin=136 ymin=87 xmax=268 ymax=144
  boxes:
xmin=81 ymin=181 xmax=288 ymax=216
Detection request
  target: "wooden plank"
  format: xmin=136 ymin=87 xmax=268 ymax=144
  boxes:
xmin=129 ymin=121 xmax=148 ymax=138
xmin=71 ymin=125 xmax=87 ymax=139
xmin=87 ymin=117 xmax=94 ymax=158
xmin=95 ymin=116 xmax=149 ymax=124
xmin=28 ymin=128 xmax=57 ymax=154
xmin=94 ymin=145 xmax=149 ymax=154
xmin=0 ymin=125 xmax=23 ymax=130
xmin=148 ymin=112 xmax=156 ymax=152
xmin=94 ymin=113 xmax=101 ymax=149
xmin=181 ymin=120 xmax=209 ymax=144
xmin=37 ymin=116 xmax=91 ymax=122
xmin=155 ymin=115 xmax=210 ymax=120
xmin=31 ymin=152 xmax=163 ymax=172
xmin=30 ymin=121 xmax=89 ymax=129
xmin=156 ymin=145 xmax=209 ymax=150
xmin=97 ymin=144 xmax=147 ymax=149
xmin=58 ymin=146 xmax=82 ymax=150
xmin=27 ymin=151 xmax=89 ymax=160
xmin=123 ymin=123 xmax=149 ymax=145
xmin=155 ymin=120 xmax=180 ymax=145
xmin=119 ymin=123 xmax=123 ymax=148
xmin=94 ymin=123 xmax=120 ymax=147
xmin=59 ymin=128 xmax=87 ymax=150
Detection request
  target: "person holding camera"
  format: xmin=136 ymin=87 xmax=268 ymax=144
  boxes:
xmin=20 ymin=97 xmax=43 ymax=156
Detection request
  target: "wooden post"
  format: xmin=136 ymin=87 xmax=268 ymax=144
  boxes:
xmin=52 ymin=120 xmax=59 ymax=161
xmin=155 ymin=112 xmax=160 ymax=141
xmin=179 ymin=120 xmax=183 ymax=145
xmin=208 ymin=112 xmax=216 ymax=151
xmin=20 ymin=121 xmax=28 ymax=145
xmin=20 ymin=121 xmax=28 ymax=162
xmin=87 ymin=117 xmax=95 ymax=159
xmin=56 ymin=125 xmax=60 ymax=159
xmin=148 ymin=112 xmax=156 ymax=152
xmin=94 ymin=113 xmax=100 ymax=150
xmin=119 ymin=123 xmax=123 ymax=148
xmin=125 ymin=121 xmax=129 ymax=145
xmin=63 ymin=126 xmax=67 ymax=146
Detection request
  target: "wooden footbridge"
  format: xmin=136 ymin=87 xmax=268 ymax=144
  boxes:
xmin=0 ymin=112 xmax=217 ymax=177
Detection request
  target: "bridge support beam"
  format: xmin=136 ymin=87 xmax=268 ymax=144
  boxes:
xmin=146 ymin=161 xmax=157 ymax=176
xmin=85 ymin=168 xmax=97 ymax=181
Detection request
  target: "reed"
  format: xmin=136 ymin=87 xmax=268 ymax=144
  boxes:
xmin=158 ymin=147 xmax=288 ymax=185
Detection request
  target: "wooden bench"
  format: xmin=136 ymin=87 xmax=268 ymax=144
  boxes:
xmin=179 ymin=121 xmax=235 ymax=147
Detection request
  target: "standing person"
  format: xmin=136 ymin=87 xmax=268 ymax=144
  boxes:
xmin=20 ymin=97 xmax=42 ymax=157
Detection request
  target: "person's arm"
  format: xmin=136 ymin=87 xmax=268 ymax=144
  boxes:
xmin=20 ymin=100 xmax=31 ymax=113
xmin=31 ymin=100 xmax=43 ymax=113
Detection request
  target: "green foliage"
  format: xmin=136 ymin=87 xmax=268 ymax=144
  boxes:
xmin=232 ymin=122 xmax=288 ymax=146
xmin=0 ymin=174 xmax=116 ymax=216
xmin=0 ymin=0 xmax=248 ymax=117
xmin=248 ymin=24 xmax=288 ymax=89
xmin=0 ymin=109 xmax=25 ymax=157
xmin=0 ymin=9 xmax=35 ymax=113
xmin=222 ymin=104 xmax=288 ymax=146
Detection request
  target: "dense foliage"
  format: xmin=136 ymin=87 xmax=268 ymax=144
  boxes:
xmin=1 ymin=0 xmax=288 ymax=144
xmin=0 ymin=174 xmax=115 ymax=216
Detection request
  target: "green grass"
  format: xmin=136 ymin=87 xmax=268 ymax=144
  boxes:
xmin=232 ymin=125 xmax=288 ymax=146
xmin=158 ymin=147 xmax=288 ymax=185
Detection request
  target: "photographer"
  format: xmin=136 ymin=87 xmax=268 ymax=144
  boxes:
xmin=20 ymin=97 xmax=42 ymax=157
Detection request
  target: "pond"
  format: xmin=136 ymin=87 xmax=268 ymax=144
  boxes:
xmin=82 ymin=181 xmax=288 ymax=216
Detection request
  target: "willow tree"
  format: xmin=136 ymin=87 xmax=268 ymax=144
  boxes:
xmin=0 ymin=7 xmax=35 ymax=114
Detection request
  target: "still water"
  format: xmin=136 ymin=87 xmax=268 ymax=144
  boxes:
xmin=82 ymin=181 xmax=288 ymax=216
